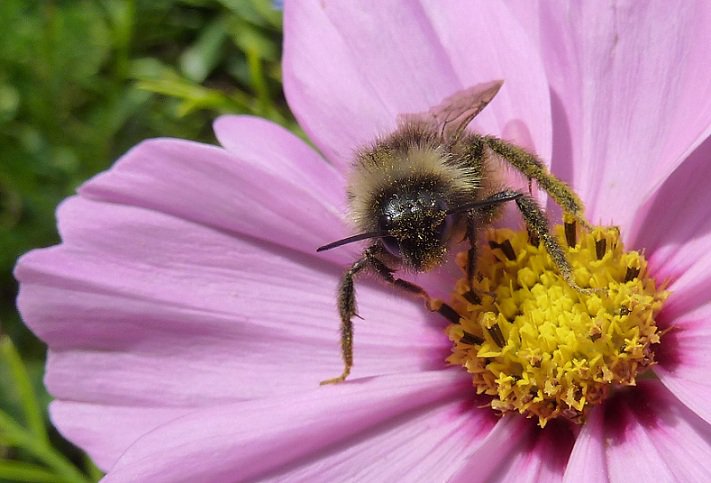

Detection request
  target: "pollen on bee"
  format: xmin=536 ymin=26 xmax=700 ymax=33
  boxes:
xmin=446 ymin=218 xmax=668 ymax=427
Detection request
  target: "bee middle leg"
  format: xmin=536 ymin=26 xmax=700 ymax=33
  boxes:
xmin=463 ymin=190 xmax=524 ymax=303
xmin=464 ymin=218 xmax=482 ymax=304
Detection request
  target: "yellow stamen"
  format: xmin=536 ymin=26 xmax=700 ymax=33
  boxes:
xmin=446 ymin=219 xmax=668 ymax=427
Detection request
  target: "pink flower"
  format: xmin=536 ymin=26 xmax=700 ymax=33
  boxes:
xmin=15 ymin=1 xmax=711 ymax=481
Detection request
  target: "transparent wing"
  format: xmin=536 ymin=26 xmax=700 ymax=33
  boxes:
xmin=399 ymin=80 xmax=503 ymax=143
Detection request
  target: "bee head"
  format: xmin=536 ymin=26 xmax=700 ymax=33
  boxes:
xmin=316 ymin=187 xmax=520 ymax=268
xmin=377 ymin=189 xmax=453 ymax=271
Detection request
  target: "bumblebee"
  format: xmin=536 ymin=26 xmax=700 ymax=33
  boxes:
xmin=318 ymin=81 xmax=588 ymax=384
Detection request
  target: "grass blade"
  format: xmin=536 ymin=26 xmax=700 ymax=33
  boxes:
xmin=0 ymin=337 xmax=47 ymax=445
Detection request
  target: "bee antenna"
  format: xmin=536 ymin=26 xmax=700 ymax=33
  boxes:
xmin=317 ymin=231 xmax=389 ymax=252
xmin=446 ymin=192 xmax=522 ymax=215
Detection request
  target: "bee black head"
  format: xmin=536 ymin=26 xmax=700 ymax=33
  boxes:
xmin=377 ymin=188 xmax=452 ymax=271
xmin=317 ymin=186 xmax=522 ymax=267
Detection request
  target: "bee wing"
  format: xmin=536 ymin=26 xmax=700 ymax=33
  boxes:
xmin=399 ymin=80 xmax=503 ymax=143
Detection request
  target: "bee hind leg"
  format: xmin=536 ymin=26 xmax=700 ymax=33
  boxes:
xmin=478 ymin=190 xmax=597 ymax=294
xmin=483 ymin=136 xmax=589 ymax=228
xmin=503 ymin=189 xmax=596 ymax=295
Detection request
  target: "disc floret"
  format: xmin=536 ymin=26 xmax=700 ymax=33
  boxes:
xmin=447 ymin=220 xmax=667 ymax=426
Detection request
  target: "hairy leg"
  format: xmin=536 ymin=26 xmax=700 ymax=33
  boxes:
xmin=320 ymin=254 xmax=369 ymax=385
xmin=484 ymin=136 xmax=589 ymax=228
xmin=321 ymin=248 xmax=461 ymax=386
xmin=487 ymin=189 xmax=594 ymax=294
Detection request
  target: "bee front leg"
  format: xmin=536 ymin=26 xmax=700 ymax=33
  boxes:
xmin=321 ymin=247 xmax=463 ymax=386
xmin=366 ymin=251 xmax=461 ymax=325
xmin=320 ymin=254 xmax=370 ymax=386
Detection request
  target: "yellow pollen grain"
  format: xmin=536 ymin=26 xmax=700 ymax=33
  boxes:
xmin=446 ymin=219 xmax=668 ymax=427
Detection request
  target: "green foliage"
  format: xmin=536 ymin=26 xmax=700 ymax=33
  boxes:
xmin=1 ymin=336 xmax=90 ymax=482
xmin=0 ymin=0 xmax=290 ymax=478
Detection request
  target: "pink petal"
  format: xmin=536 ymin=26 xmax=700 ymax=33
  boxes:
xmin=16 ymin=198 xmax=450 ymax=402
xmin=452 ymin=418 xmax=574 ymax=483
xmin=16 ymin=196 xmax=455 ymax=466
xmin=562 ymin=406 xmax=608 ymax=483
xmin=102 ymin=371 xmax=473 ymax=482
xmin=268 ymin=397 xmax=496 ymax=482
xmin=283 ymin=0 xmax=552 ymax=173
xmin=212 ymin=115 xmax=342 ymax=206
xmin=629 ymin=137 xmax=711 ymax=310
xmin=450 ymin=415 xmax=575 ymax=483
xmin=628 ymin=382 xmax=711 ymax=483
xmin=449 ymin=416 xmax=524 ymax=482
xmin=510 ymin=1 xmax=711 ymax=230
xmin=568 ymin=382 xmax=711 ymax=482
xmin=16 ymin=198 xmax=448 ymax=468
xmin=659 ymin=254 xmax=711 ymax=332
xmin=603 ymin=137 xmax=711 ymax=425
xmin=79 ymin=135 xmax=349 ymax=261
xmin=654 ymin=302 xmax=711 ymax=425
xmin=49 ymin=402 xmax=189 ymax=471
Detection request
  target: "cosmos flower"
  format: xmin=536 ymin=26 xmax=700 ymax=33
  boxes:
xmin=15 ymin=1 xmax=711 ymax=481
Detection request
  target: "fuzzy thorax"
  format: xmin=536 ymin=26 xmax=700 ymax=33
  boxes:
xmin=347 ymin=124 xmax=481 ymax=233
xmin=447 ymin=220 xmax=668 ymax=427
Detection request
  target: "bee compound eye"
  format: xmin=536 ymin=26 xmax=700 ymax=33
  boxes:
xmin=382 ymin=236 xmax=402 ymax=257
xmin=436 ymin=215 xmax=454 ymax=242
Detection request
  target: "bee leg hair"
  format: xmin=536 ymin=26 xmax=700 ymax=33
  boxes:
xmin=484 ymin=136 xmax=589 ymax=228
xmin=320 ymin=254 xmax=370 ymax=385
xmin=321 ymin=246 xmax=462 ymax=386
xmin=499 ymin=189 xmax=596 ymax=295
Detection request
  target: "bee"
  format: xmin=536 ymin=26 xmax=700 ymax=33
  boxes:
xmin=317 ymin=81 xmax=588 ymax=385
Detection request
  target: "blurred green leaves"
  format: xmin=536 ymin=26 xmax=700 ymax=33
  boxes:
xmin=1 ymin=336 xmax=92 ymax=482
xmin=1 ymin=0 xmax=290 ymax=478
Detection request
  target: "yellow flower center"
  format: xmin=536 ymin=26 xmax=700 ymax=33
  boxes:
xmin=446 ymin=219 xmax=668 ymax=427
